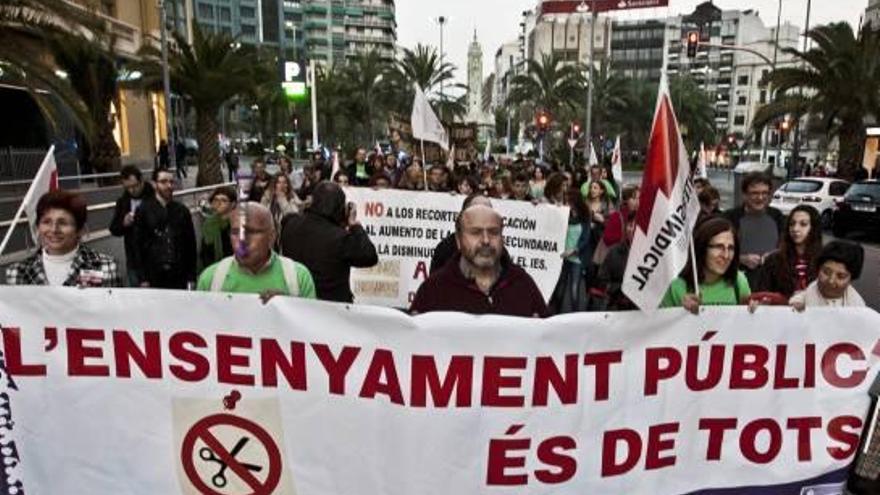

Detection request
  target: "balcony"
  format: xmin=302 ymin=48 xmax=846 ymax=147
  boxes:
xmin=346 ymin=17 xmax=395 ymax=29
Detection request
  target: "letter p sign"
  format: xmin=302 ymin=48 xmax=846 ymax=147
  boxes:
xmin=284 ymin=62 xmax=302 ymax=82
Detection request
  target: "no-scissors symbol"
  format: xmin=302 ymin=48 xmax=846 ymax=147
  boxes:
xmin=181 ymin=413 xmax=282 ymax=495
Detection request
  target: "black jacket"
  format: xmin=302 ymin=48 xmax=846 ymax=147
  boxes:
xmin=280 ymin=183 xmax=378 ymax=302
xmin=132 ymin=195 xmax=197 ymax=287
xmin=109 ymin=182 xmax=155 ymax=265
xmin=345 ymin=161 xmax=374 ymax=186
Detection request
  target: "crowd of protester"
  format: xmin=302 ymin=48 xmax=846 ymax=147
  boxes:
xmin=4 ymin=146 xmax=869 ymax=318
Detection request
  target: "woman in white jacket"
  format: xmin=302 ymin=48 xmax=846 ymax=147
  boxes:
xmin=789 ymin=241 xmax=866 ymax=310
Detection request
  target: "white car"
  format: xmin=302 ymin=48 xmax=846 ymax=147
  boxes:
xmin=770 ymin=177 xmax=850 ymax=227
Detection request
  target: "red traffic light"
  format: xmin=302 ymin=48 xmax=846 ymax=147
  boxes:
xmin=572 ymin=123 xmax=581 ymax=134
xmin=686 ymin=31 xmax=699 ymax=58
xmin=538 ymin=114 xmax=549 ymax=125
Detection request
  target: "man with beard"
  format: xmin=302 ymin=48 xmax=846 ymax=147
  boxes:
xmin=410 ymin=204 xmax=549 ymax=317
xmin=132 ymin=169 xmax=197 ymax=289
xmin=109 ymin=165 xmax=154 ymax=286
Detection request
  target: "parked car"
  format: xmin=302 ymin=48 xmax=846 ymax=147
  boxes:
xmin=832 ymin=180 xmax=880 ymax=239
xmin=770 ymin=177 xmax=850 ymax=228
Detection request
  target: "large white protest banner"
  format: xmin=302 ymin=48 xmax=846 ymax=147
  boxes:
xmin=343 ymin=188 xmax=569 ymax=307
xmin=0 ymin=287 xmax=879 ymax=494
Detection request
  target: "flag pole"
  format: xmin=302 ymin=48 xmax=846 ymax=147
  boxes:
xmin=688 ymin=235 xmax=701 ymax=299
xmin=0 ymin=203 xmax=27 ymax=259
xmin=420 ymin=139 xmax=428 ymax=191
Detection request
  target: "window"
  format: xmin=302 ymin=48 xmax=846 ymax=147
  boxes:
xmin=733 ymin=115 xmax=745 ymax=126
xmin=829 ymin=182 xmax=850 ymax=196
xmin=241 ymin=24 xmax=256 ymax=36
xmin=241 ymin=6 xmax=255 ymax=18
xmin=783 ymin=180 xmax=823 ymax=193
xmin=737 ymin=75 xmax=749 ymax=86
xmin=220 ymin=7 xmax=231 ymax=22
xmin=759 ymin=89 xmax=767 ymax=104
xmin=197 ymin=2 xmax=213 ymax=18
xmin=737 ymin=95 xmax=747 ymax=105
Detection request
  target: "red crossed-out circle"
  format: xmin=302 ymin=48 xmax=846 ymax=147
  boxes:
xmin=181 ymin=413 xmax=282 ymax=495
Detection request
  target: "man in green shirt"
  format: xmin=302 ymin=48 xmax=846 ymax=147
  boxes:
xmin=198 ymin=203 xmax=316 ymax=300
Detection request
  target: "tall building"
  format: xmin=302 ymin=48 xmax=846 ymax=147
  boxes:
xmin=609 ymin=19 xmax=668 ymax=83
xmin=666 ymin=2 xmax=799 ymax=137
xmin=867 ymin=0 xmax=880 ymax=30
xmin=464 ymin=32 xmax=493 ymax=140
xmin=492 ymin=41 xmax=523 ymax=112
xmin=527 ymin=5 xmax=612 ymax=68
xmin=189 ymin=0 xmax=397 ymax=64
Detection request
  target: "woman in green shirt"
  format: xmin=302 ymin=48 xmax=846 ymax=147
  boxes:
xmin=661 ymin=217 xmax=751 ymax=313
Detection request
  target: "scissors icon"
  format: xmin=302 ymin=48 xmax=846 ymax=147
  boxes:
xmin=199 ymin=437 xmax=263 ymax=488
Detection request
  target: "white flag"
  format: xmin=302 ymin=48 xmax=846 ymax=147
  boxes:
xmin=483 ymin=138 xmax=491 ymax=161
xmin=697 ymin=141 xmax=708 ymax=179
xmin=611 ymin=135 xmax=623 ymax=183
xmin=331 ymin=150 xmax=341 ymax=179
xmin=375 ymin=141 xmax=384 ymax=157
xmin=446 ymin=145 xmax=456 ymax=170
xmin=25 ymin=146 xmax=59 ymax=242
xmin=589 ymin=141 xmax=599 ymax=166
xmin=411 ymin=84 xmax=449 ymax=151
xmin=623 ymin=79 xmax=701 ymax=312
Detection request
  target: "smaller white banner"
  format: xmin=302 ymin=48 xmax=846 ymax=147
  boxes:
xmin=344 ymin=188 xmax=570 ymax=308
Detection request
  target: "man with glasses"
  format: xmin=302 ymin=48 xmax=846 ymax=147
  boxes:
xmin=132 ymin=169 xmax=197 ymax=289
xmin=109 ymin=165 xmax=154 ymax=286
xmin=198 ymin=203 xmax=315 ymax=300
xmin=723 ymin=172 xmax=785 ymax=287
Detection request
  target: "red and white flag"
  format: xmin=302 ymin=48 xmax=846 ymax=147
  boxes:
xmin=623 ymin=81 xmax=700 ymax=311
xmin=24 ymin=146 xmax=59 ymax=242
xmin=611 ymin=135 xmax=623 ymax=183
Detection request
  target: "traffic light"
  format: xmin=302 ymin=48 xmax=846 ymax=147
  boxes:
xmin=571 ymin=122 xmax=581 ymax=136
xmin=686 ymin=31 xmax=699 ymax=58
xmin=536 ymin=111 xmax=551 ymax=132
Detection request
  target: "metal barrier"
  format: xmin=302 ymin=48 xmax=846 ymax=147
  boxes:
xmin=0 ymin=182 xmax=234 ymax=265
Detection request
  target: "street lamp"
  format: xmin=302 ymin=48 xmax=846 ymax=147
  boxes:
xmin=437 ymin=16 xmax=447 ymax=104
xmin=576 ymin=0 xmax=597 ymax=162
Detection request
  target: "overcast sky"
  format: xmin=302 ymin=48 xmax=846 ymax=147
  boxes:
xmin=396 ymin=0 xmax=868 ymax=85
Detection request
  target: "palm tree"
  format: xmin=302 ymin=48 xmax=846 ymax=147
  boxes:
xmin=47 ymin=32 xmax=121 ymax=176
xmin=394 ymin=44 xmax=455 ymax=95
xmin=669 ymin=75 xmax=716 ymax=151
xmin=753 ymin=23 xmax=880 ymax=179
xmin=139 ymin=26 xmax=258 ymax=185
xmin=507 ymin=53 xmax=583 ymax=122
xmin=0 ymin=0 xmax=105 ymax=139
xmin=588 ymin=61 xmax=635 ymax=139
xmin=343 ymin=49 xmax=393 ymax=143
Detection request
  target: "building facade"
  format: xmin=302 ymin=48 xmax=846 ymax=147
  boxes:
xmin=666 ymin=2 xmax=799 ymax=138
xmin=188 ymin=0 xmax=396 ymax=64
xmin=492 ymin=41 xmax=522 ymax=112
xmin=527 ymin=10 xmax=612 ymax=68
xmin=464 ymin=33 xmax=494 ymax=141
xmin=79 ymin=0 xmax=170 ymax=167
xmin=609 ymin=19 xmax=668 ymax=83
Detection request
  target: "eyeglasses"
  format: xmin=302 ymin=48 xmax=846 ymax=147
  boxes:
xmin=707 ymin=243 xmax=736 ymax=253
xmin=746 ymin=190 xmax=770 ymax=197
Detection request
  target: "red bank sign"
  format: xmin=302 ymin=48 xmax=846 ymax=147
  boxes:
xmin=540 ymin=0 xmax=669 ymax=15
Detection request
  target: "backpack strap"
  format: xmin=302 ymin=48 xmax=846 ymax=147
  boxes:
xmin=210 ymin=257 xmax=235 ymax=292
xmin=278 ymin=256 xmax=300 ymax=297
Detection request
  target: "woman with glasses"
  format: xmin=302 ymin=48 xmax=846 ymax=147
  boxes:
xmin=6 ymin=190 xmax=120 ymax=287
xmin=661 ymin=217 xmax=751 ymax=313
